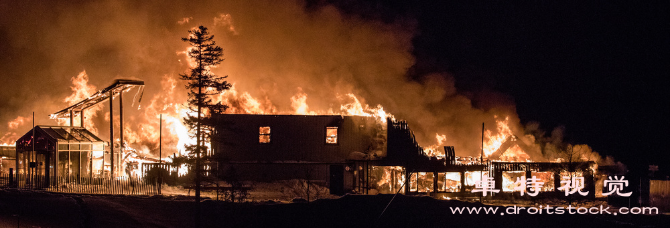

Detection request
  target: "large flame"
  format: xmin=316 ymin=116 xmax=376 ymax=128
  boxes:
xmin=59 ymin=71 xmax=103 ymax=135
xmin=423 ymin=133 xmax=447 ymax=158
xmin=47 ymin=68 xmax=406 ymax=177
xmin=0 ymin=116 xmax=30 ymax=145
xmin=483 ymin=116 xmax=514 ymax=157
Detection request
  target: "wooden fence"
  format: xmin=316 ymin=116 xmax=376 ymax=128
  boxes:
xmin=650 ymin=180 xmax=670 ymax=211
xmin=0 ymin=173 xmax=159 ymax=195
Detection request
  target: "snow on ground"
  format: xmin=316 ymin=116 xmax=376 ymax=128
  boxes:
xmin=1 ymin=189 xmax=669 ymax=228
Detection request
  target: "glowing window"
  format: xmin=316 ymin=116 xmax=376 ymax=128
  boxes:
xmin=259 ymin=126 xmax=271 ymax=143
xmin=326 ymin=127 xmax=338 ymax=144
xmin=409 ymin=172 xmax=435 ymax=192
xmin=438 ymin=172 xmax=461 ymax=192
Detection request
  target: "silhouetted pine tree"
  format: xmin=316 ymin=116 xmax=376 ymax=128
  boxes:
xmin=180 ymin=25 xmax=231 ymax=227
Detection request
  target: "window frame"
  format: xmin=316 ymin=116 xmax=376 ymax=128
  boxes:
xmin=259 ymin=126 xmax=271 ymax=144
xmin=325 ymin=126 xmax=339 ymax=145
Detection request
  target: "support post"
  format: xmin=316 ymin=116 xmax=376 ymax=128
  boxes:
xmin=405 ymin=168 xmax=410 ymax=194
xmin=8 ymin=168 xmax=13 ymax=186
xmin=80 ymin=109 xmax=85 ymax=128
xmin=31 ymin=112 xmax=35 ymax=186
xmin=69 ymin=110 xmax=73 ymax=127
xmin=365 ymin=162 xmax=369 ymax=194
xmin=109 ymin=91 xmax=114 ymax=178
xmin=554 ymin=172 xmax=561 ymax=193
xmin=119 ymin=91 xmax=124 ymax=177
xmin=433 ymin=171 xmax=438 ymax=196
xmin=159 ymin=114 xmax=162 ymax=165
xmin=480 ymin=123 xmax=484 ymax=202
xmin=54 ymin=144 xmax=58 ymax=188
xmin=460 ymin=170 xmax=465 ymax=193
xmin=481 ymin=123 xmax=484 ymax=164
xmin=494 ymin=169 xmax=503 ymax=196
xmin=159 ymin=114 xmax=162 ymax=195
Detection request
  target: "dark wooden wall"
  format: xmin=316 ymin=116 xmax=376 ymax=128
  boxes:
xmin=213 ymin=115 xmax=383 ymax=163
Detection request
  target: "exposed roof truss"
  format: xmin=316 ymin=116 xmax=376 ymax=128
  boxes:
xmin=50 ymin=79 xmax=144 ymax=119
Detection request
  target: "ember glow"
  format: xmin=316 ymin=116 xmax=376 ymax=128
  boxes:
xmin=372 ymin=166 xmax=405 ymax=194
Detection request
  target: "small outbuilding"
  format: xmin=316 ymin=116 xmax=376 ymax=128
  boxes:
xmin=0 ymin=145 xmax=16 ymax=175
xmin=15 ymin=125 xmax=107 ymax=186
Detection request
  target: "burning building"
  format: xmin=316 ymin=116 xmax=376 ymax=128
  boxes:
xmin=211 ymin=113 xmax=598 ymax=199
xmin=212 ymin=114 xmax=386 ymax=195
xmin=14 ymin=125 xmax=106 ymax=186
xmin=0 ymin=145 xmax=16 ymax=175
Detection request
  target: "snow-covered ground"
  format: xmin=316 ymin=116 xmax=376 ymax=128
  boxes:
xmin=0 ymin=189 xmax=668 ymax=228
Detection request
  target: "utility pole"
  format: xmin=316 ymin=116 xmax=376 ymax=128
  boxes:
xmin=480 ymin=122 xmax=484 ymax=203
xmin=159 ymin=114 xmax=162 ymax=195
xmin=481 ymin=122 xmax=484 ymax=164
xmin=31 ymin=112 xmax=35 ymax=187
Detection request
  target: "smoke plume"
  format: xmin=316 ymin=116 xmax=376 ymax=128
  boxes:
xmin=0 ymin=0 xmax=602 ymax=163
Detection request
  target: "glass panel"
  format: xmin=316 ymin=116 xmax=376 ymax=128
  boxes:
xmin=464 ymin=171 xmax=489 ymax=186
xmin=58 ymin=144 xmax=68 ymax=150
xmin=70 ymin=152 xmax=81 ymax=178
xmin=417 ymin=172 xmax=434 ymax=193
xmin=92 ymin=151 xmax=104 ymax=177
xmin=533 ymin=171 xmax=555 ymax=192
xmin=370 ymin=166 xmax=405 ymax=194
xmin=259 ymin=135 xmax=270 ymax=143
xmin=81 ymin=144 xmax=91 ymax=150
xmin=92 ymin=143 xmax=104 ymax=151
xmin=437 ymin=173 xmax=445 ymax=192
xmin=259 ymin=126 xmax=271 ymax=143
xmin=17 ymin=152 xmax=24 ymax=174
xmin=80 ymin=151 xmax=90 ymax=177
xmin=409 ymin=173 xmax=418 ymax=192
xmin=70 ymin=144 xmax=80 ymax=151
xmin=326 ymin=127 xmax=338 ymax=144
xmin=36 ymin=154 xmax=45 ymax=176
xmin=58 ymin=151 xmax=69 ymax=178
xmin=444 ymin=172 xmax=461 ymax=192
xmin=502 ymin=171 xmax=526 ymax=192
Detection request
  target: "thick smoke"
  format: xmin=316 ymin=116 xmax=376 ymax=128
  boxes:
xmin=0 ymin=0 xmax=602 ymax=163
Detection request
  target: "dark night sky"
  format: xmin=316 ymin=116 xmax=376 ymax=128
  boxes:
xmin=324 ymin=1 xmax=670 ymax=171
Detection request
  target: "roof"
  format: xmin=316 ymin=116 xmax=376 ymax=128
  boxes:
xmin=34 ymin=125 xmax=104 ymax=142
xmin=50 ymin=79 xmax=144 ymax=119
xmin=0 ymin=146 xmax=15 ymax=158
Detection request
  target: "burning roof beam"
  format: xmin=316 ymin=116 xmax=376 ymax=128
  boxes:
xmin=489 ymin=135 xmax=518 ymax=159
xmin=49 ymin=79 xmax=145 ymax=119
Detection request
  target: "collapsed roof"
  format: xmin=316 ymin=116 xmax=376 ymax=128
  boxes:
xmin=50 ymin=79 xmax=144 ymax=119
